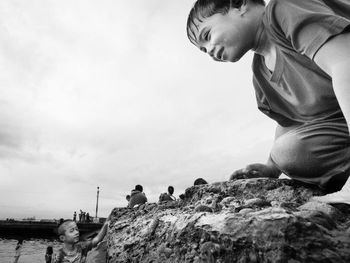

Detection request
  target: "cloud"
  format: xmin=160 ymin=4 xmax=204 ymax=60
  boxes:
xmin=0 ymin=0 xmax=276 ymax=220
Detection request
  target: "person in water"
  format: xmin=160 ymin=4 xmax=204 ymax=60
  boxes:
xmin=13 ymin=239 xmax=23 ymax=263
xmin=186 ymin=0 xmax=350 ymax=204
xmin=45 ymin=246 xmax=54 ymax=263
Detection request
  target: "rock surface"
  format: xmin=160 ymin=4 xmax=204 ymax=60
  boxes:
xmin=107 ymin=178 xmax=350 ymax=263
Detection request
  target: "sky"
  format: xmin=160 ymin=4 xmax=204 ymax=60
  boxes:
xmin=0 ymin=0 xmax=275 ymax=220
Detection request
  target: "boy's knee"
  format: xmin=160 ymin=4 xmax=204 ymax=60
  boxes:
xmin=271 ymin=132 xmax=313 ymax=173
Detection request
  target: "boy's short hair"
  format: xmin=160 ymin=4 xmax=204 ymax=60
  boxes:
xmin=187 ymin=0 xmax=266 ymax=45
xmin=194 ymin=178 xmax=208 ymax=185
xmin=135 ymin=184 xmax=143 ymax=192
xmin=57 ymin=219 xmax=75 ymax=236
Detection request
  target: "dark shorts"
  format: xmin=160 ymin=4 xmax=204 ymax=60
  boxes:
xmin=270 ymin=117 xmax=350 ymax=193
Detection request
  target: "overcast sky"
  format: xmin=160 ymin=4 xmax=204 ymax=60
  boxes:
xmin=0 ymin=0 xmax=275 ymax=220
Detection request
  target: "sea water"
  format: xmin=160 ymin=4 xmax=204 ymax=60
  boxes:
xmin=0 ymin=238 xmax=61 ymax=263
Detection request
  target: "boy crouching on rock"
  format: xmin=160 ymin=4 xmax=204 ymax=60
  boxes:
xmin=54 ymin=219 xmax=108 ymax=263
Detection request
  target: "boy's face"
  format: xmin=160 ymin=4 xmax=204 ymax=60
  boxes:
xmin=61 ymin=222 xmax=80 ymax=244
xmin=192 ymin=9 xmax=256 ymax=62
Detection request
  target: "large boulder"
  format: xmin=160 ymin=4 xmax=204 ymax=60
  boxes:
xmin=106 ymin=178 xmax=350 ymax=263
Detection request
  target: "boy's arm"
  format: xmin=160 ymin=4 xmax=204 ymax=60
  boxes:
xmin=312 ymin=31 xmax=350 ymax=203
xmin=91 ymin=221 xmax=108 ymax=247
xmin=314 ymin=32 xmax=350 ymax=124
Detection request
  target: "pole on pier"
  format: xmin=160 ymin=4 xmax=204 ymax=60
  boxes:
xmin=95 ymin=186 xmax=99 ymax=219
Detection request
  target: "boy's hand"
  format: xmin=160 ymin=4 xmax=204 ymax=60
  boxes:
xmin=92 ymin=221 xmax=109 ymax=247
xmin=230 ymin=163 xmax=280 ymax=180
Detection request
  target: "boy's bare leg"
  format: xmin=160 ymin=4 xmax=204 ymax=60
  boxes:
xmin=312 ymin=177 xmax=350 ymax=204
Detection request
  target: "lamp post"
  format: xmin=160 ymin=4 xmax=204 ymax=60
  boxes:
xmin=95 ymin=186 xmax=99 ymax=219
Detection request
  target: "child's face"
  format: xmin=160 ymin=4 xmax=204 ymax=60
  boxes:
xmin=62 ymin=222 xmax=80 ymax=244
xmin=192 ymin=9 xmax=256 ymax=62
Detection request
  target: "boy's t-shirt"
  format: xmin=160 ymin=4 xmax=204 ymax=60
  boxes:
xmin=54 ymin=241 xmax=93 ymax=263
xmin=252 ymin=0 xmax=350 ymax=127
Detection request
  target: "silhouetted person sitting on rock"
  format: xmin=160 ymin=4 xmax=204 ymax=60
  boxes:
xmin=194 ymin=178 xmax=208 ymax=186
xmin=128 ymin=184 xmax=147 ymax=208
xmin=167 ymin=186 xmax=176 ymax=200
xmin=159 ymin=186 xmax=176 ymax=202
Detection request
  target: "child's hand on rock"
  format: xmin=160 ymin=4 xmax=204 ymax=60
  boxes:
xmin=230 ymin=163 xmax=280 ymax=180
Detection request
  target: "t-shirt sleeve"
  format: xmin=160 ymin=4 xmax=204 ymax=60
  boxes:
xmin=266 ymin=0 xmax=350 ymax=59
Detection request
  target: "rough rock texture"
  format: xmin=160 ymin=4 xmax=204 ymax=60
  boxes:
xmin=107 ymin=178 xmax=350 ymax=263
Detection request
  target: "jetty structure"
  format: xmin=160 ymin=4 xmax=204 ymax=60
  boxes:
xmin=0 ymin=186 xmax=105 ymax=239
xmin=0 ymin=219 xmax=105 ymax=239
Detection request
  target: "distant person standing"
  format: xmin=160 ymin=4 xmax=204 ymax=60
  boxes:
xmin=45 ymin=246 xmax=54 ymax=263
xmin=128 ymin=185 xmax=147 ymax=208
xmin=79 ymin=210 xmax=83 ymax=222
xmin=125 ymin=194 xmax=131 ymax=208
xmin=73 ymin=211 xmax=77 ymax=222
xmin=13 ymin=239 xmax=23 ymax=263
xmin=86 ymin=213 xmax=90 ymax=223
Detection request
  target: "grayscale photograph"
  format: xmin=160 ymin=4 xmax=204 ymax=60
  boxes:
xmin=0 ymin=0 xmax=350 ymax=262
